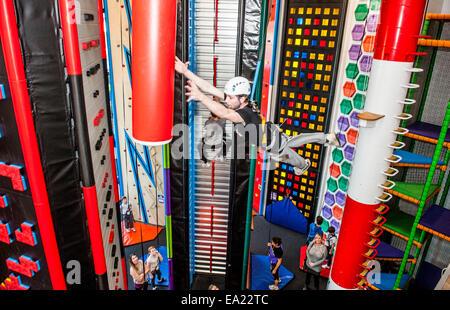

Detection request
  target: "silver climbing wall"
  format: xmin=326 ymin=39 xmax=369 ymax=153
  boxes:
xmin=191 ymin=0 xmax=239 ymax=276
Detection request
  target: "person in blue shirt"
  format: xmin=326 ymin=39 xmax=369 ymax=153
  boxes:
xmin=306 ymin=216 xmax=323 ymax=245
xmin=267 ymin=236 xmax=283 ymax=290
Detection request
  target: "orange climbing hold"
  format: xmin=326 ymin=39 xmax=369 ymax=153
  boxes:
xmin=362 ymin=35 xmax=376 ymax=53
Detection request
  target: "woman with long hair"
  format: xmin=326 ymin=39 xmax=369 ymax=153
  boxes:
xmin=303 ymin=234 xmax=327 ymax=290
xmin=129 ymin=253 xmax=147 ymax=290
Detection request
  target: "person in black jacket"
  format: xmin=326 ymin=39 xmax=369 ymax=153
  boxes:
xmin=175 ymin=56 xmax=261 ymax=127
xmin=175 ymin=57 xmax=341 ymax=172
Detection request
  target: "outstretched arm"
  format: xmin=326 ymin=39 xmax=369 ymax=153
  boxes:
xmin=185 ymin=80 xmax=244 ymax=124
xmin=175 ymin=56 xmax=224 ymax=100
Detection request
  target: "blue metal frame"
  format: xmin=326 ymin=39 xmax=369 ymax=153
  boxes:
xmin=250 ymin=61 xmax=261 ymax=102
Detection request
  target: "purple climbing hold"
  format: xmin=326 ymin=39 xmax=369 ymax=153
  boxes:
xmin=352 ymin=24 xmax=365 ymax=41
xmin=344 ymin=145 xmax=355 ymax=161
xmin=350 ymin=111 xmax=360 ymax=128
xmin=335 ymin=190 xmax=347 ymax=206
xmin=322 ymin=206 xmax=333 ymax=220
xmin=337 ymin=116 xmax=350 ymax=132
xmin=330 ymin=219 xmax=341 ymax=234
xmin=359 ymin=55 xmax=373 ymax=72
xmin=337 ymin=133 xmax=347 ymax=148
xmin=324 ymin=191 xmax=335 ymax=206
xmin=366 ymin=14 xmax=379 ymax=33
xmin=349 ymin=44 xmax=362 ymax=61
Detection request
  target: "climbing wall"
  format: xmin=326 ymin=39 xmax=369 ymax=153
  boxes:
xmin=0 ymin=0 xmax=113 ymax=290
xmin=189 ymin=0 xmax=239 ymax=276
xmin=319 ymin=0 xmax=381 ymax=233
xmin=73 ymin=0 xmax=125 ymax=289
xmin=105 ymin=0 xmax=166 ymax=228
xmin=266 ymin=0 xmax=348 ymax=222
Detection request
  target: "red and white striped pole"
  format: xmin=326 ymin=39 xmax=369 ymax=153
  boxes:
xmin=328 ymin=0 xmax=427 ymax=290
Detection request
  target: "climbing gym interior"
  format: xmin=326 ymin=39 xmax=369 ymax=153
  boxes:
xmin=0 ymin=0 xmax=449 ymax=292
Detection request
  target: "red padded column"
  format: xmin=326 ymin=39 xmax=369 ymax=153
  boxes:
xmin=330 ymin=196 xmax=377 ymax=289
xmin=132 ymin=0 xmax=177 ymax=145
xmin=374 ymin=0 xmax=427 ymax=62
xmin=0 ymin=0 xmax=66 ymax=290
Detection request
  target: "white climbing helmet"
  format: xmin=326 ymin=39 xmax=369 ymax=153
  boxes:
xmin=224 ymin=76 xmax=251 ymax=97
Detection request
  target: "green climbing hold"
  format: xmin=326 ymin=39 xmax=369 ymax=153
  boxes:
xmin=356 ymin=75 xmax=369 ymax=91
xmin=340 ymin=99 xmax=353 ymax=115
xmin=353 ymin=93 xmax=366 ymax=110
xmin=321 ymin=220 xmax=329 ymax=234
xmin=338 ymin=176 xmax=349 ymax=191
xmin=345 ymin=63 xmax=359 ymax=79
xmin=332 ymin=148 xmax=344 ymax=164
xmin=327 ymin=178 xmax=338 ymax=193
xmin=370 ymin=0 xmax=381 ymax=11
xmin=355 ymin=4 xmax=369 ymax=21
xmin=341 ymin=161 xmax=352 ymax=177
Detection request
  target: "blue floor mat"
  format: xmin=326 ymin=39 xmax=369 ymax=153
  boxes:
xmin=140 ymin=246 xmax=169 ymax=287
xmin=250 ymin=254 xmax=294 ymax=290
xmin=368 ymin=273 xmax=410 ymax=290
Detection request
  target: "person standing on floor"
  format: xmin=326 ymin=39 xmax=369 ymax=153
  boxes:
xmin=303 ymin=234 xmax=327 ymax=290
xmin=129 ymin=253 xmax=148 ymax=290
xmin=267 ymin=236 xmax=284 ymax=290
xmin=145 ymin=246 xmax=166 ymax=290
xmin=324 ymin=226 xmax=337 ymax=269
xmin=120 ymin=196 xmax=136 ymax=233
